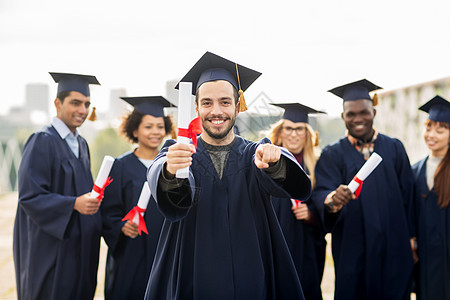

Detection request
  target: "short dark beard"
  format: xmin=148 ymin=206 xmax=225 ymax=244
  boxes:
xmin=203 ymin=116 xmax=236 ymax=140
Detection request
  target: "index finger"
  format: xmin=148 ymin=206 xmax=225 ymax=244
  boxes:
xmin=255 ymin=145 xmax=264 ymax=159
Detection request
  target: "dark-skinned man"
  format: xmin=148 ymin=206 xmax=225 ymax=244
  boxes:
xmin=312 ymin=79 xmax=414 ymax=300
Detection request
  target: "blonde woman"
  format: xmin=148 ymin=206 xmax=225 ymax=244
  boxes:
xmin=412 ymin=95 xmax=450 ymax=299
xmin=269 ymin=103 xmax=326 ymax=300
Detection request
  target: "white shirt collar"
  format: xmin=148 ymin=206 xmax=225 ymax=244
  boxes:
xmin=52 ymin=117 xmax=79 ymax=139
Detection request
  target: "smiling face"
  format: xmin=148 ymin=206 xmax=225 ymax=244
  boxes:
xmin=424 ymin=120 xmax=449 ymax=157
xmin=196 ymin=80 xmax=239 ymax=145
xmin=342 ymin=99 xmax=376 ymax=141
xmin=280 ymin=120 xmax=307 ymax=154
xmin=55 ymin=91 xmax=90 ymax=132
xmin=134 ymin=114 xmax=166 ymax=150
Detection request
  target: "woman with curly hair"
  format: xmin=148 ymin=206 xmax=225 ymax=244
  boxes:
xmin=101 ymin=96 xmax=176 ymax=300
xmin=412 ymin=95 xmax=450 ymax=299
xmin=269 ymin=103 xmax=326 ymax=300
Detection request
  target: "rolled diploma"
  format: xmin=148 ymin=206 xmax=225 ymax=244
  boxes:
xmin=133 ymin=181 xmax=151 ymax=224
xmin=176 ymin=82 xmax=193 ymax=179
xmin=347 ymin=152 xmax=383 ymax=193
xmin=91 ymin=155 xmax=114 ymax=198
xmin=290 ymin=199 xmax=303 ymax=207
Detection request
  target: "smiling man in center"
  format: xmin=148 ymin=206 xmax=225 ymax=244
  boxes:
xmin=144 ymin=52 xmax=312 ymax=300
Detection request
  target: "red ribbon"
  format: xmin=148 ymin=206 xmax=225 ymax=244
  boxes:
xmin=93 ymin=176 xmax=113 ymax=202
xmin=122 ymin=206 xmax=148 ymax=235
xmin=353 ymin=176 xmax=363 ymax=199
xmin=177 ymin=117 xmax=203 ymax=148
xmin=291 ymin=199 xmax=304 ymax=208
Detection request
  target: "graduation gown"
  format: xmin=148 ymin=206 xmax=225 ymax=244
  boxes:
xmin=145 ymin=137 xmax=311 ymax=300
xmin=272 ymin=162 xmax=326 ymax=300
xmin=412 ymin=157 xmax=450 ymax=299
xmin=101 ymin=152 xmax=164 ymax=300
xmin=312 ymin=134 xmax=414 ymax=300
xmin=13 ymin=125 xmax=101 ymax=300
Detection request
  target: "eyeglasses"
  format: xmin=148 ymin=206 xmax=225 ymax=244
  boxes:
xmin=282 ymin=126 xmax=306 ymax=135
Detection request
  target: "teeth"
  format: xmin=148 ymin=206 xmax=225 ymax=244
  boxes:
xmin=212 ymin=120 xmax=224 ymax=125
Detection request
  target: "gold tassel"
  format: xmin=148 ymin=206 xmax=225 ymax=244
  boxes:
xmin=372 ymin=93 xmax=378 ymax=106
xmin=238 ymin=90 xmax=248 ymax=112
xmin=88 ymin=107 xmax=97 ymax=121
xmin=314 ymin=131 xmax=319 ymax=147
xmin=235 ymin=64 xmax=248 ymax=112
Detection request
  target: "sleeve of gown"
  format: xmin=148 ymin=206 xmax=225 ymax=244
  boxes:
xmin=147 ymin=139 xmax=196 ymax=222
xmin=18 ymin=133 xmax=76 ymax=240
xmin=101 ymin=159 xmax=126 ymax=252
xmin=410 ymin=162 xmax=422 ymax=238
xmin=393 ymin=139 xmax=415 ymax=237
xmin=311 ymin=145 xmax=344 ymax=232
xmin=253 ymin=138 xmax=311 ymax=201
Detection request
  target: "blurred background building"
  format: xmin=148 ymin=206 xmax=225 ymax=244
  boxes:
xmin=375 ymin=76 xmax=450 ymax=164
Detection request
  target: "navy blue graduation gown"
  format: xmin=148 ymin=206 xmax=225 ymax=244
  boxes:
xmin=13 ymin=125 xmax=101 ymax=300
xmin=272 ymin=162 xmax=326 ymax=300
xmin=412 ymin=157 xmax=450 ymax=299
xmin=145 ymin=137 xmax=311 ymax=300
xmin=101 ymin=152 xmax=164 ymax=300
xmin=312 ymin=134 xmax=414 ymax=300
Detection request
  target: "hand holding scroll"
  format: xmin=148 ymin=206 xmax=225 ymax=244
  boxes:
xmin=165 ymin=143 xmax=196 ymax=177
xmin=74 ymin=192 xmax=100 ymax=215
xmin=121 ymin=220 xmax=139 ymax=238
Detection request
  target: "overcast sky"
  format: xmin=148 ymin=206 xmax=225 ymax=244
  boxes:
xmin=2 ymin=0 xmax=450 ymax=117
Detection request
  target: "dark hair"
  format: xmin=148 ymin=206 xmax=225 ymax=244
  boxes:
xmin=195 ymin=82 xmax=239 ymax=106
xmin=120 ymin=109 xmax=175 ymax=144
xmin=56 ymin=91 xmax=72 ymax=103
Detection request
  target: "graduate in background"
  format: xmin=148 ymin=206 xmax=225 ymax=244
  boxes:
xmin=312 ymin=79 xmax=415 ymax=300
xmin=13 ymin=72 xmax=102 ymax=300
xmin=411 ymin=95 xmax=450 ymax=299
xmin=101 ymin=96 xmax=175 ymax=300
xmin=268 ymin=103 xmax=326 ymax=300
xmin=145 ymin=52 xmax=312 ymax=299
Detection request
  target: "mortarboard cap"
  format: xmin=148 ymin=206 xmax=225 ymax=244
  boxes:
xmin=328 ymin=79 xmax=382 ymax=105
xmin=49 ymin=72 xmax=100 ymax=97
xmin=121 ymin=96 xmax=175 ymax=118
xmin=419 ymin=95 xmax=450 ymax=123
xmin=175 ymin=51 xmax=262 ymax=112
xmin=270 ymin=103 xmax=326 ymax=123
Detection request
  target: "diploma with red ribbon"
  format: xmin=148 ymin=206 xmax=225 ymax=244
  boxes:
xmin=91 ymin=155 xmax=114 ymax=202
xmin=290 ymin=199 xmax=304 ymax=208
xmin=176 ymin=82 xmax=203 ymax=178
xmin=347 ymin=152 xmax=383 ymax=198
xmin=122 ymin=181 xmax=151 ymax=235
xmin=178 ymin=117 xmax=203 ymax=149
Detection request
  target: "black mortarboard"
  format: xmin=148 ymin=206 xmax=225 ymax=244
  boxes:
xmin=175 ymin=51 xmax=262 ymax=111
xmin=419 ymin=95 xmax=450 ymax=123
xmin=120 ymin=96 xmax=175 ymax=118
xmin=328 ymin=79 xmax=382 ymax=104
xmin=49 ymin=72 xmax=100 ymax=97
xmin=270 ymin=103 xmax=326 ymax=123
